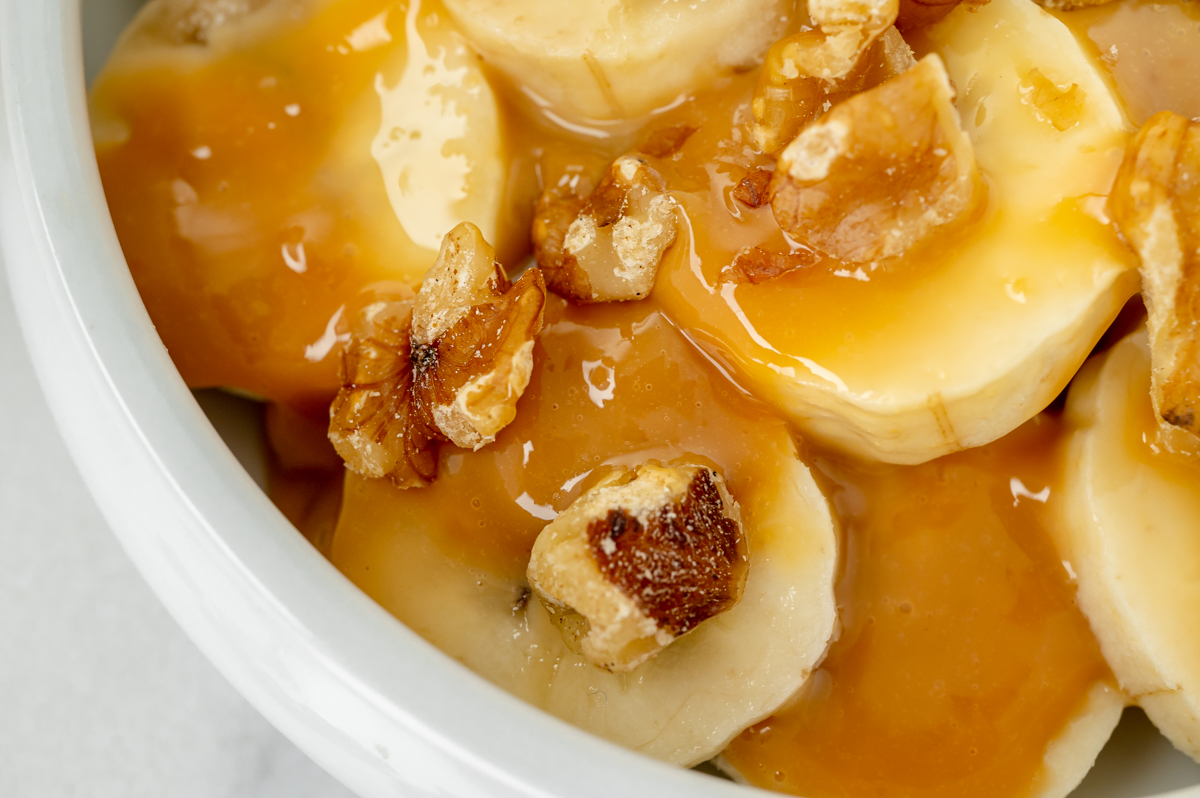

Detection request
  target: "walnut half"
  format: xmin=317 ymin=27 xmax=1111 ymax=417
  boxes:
xmin=1110 ymin=112 xmax=1200 ymax=439
xmin=532 ymin=156 xmax=679 ymax=304
xmin=328 ymin=223 xmax=547 ymax=486
xmin=527 ymin=463 xmax=748 ymax=673
xmin=770 ymin=53 xmax=980 ymax=263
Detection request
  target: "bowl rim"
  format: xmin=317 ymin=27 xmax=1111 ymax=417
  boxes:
xmin=0 ymin=2 xmax=752 ymax=796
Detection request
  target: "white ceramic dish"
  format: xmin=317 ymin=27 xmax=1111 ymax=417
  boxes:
xmin=2 ymin=2 xmax=1200 ymax=797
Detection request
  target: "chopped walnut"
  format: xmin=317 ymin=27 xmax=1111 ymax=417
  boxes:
xmin=722 ymin=246 xmax=820 ymax=284
xmin=750 ymin=0 xmax=913 ymax=155
xmin=1019 ymin=68 xmax=1086 ymax=132
xmin=527 ymin=464 xmax=748 ymax=673
xmin=1110 ymin=112 xmax=1200 ymax=438
xmin=532 ymin=156 xmax=679 ymax=303
xmin=413 ymin=224 xmax=547 ymax=450
xmin=1032 ymin=0 xmax=1113 ymax=9
xmin=733 ymin=167 xmax=775 ymax=209
xmin=328 ymin=290 xmax=438 ymax=488
xmin=896 ymin=0 xmax=989 ymax=32
xmin=637 ymin=124 xmax=699 ymax=159
xmin=329 ymin=223 xmax=546 ymax=485
xmin=770 ymin=54 xmax=979 ymax=263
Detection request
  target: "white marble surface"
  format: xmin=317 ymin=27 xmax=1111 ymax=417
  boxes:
xmin=0 ymin=263 xmax=355 ymax=797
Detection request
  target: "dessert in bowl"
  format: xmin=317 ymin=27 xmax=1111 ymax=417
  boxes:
xmin=7 ymin=0 xmax=1200 ymax=795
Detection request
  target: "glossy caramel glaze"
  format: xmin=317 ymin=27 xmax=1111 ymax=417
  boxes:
xmin=1056 ymin=0 xmax=1200 ymax=126
xmin=723 ymin=416 xmax=1115 ymax=798
xmin=92 ymin=0 xmax=1173 ymax=789
xmin=331 ymin=295 xmax=793 ymax=580
xmin=90 ymin=0 xmax=532 ymax=410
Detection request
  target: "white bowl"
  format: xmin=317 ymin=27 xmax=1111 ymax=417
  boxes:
xmin=0 ymin=3 xmax=747 ymax=796
xmin=1 ymin=2 xmax=1199 ymax=797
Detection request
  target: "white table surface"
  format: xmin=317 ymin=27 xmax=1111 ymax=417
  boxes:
xmin=0 ymin=262 xmax=355 ymax=797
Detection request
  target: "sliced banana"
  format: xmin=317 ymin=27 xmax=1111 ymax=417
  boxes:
xmin=441 ymin=0 xmax=798 ymax=125
xmin=1059 ymin=328 xmax=1200 ymax=760
xmin=654 ymin=0 xmax=1138 ymax=464
xmin=330 ymin=300 xmax=839 ymax=766
xmin=90 ymin=0 xmax=513 ymax=406
xmin=718 ymin=681 xmax=1124 ymax=798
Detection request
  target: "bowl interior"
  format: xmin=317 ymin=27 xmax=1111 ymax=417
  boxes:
xmin=68 ymin=1 xmax=1200 ymax=796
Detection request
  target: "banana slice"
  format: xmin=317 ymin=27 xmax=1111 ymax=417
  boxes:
xmin=90 ymin=0 xmax=512 ymax=408
xmin=718 ymin=417 xmax=1122 ymax=797
xmin=652 ymin=0 xmax=1138 ymax=464
xmin=440 ymin=0 xmax=798 ymax=125
xmin=1058 ymin=328 xmax=1200 ymax=760
xmin=330 ymin=298 xmax=838 ymax=766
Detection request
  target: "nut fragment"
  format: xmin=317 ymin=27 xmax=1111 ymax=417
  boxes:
xmin=527 ymin=464 xmax=748 ymax=673
xmin=1032 ymin=0 xmax=1113 ymax=10
xmin=329 ymin=223 xmax=546 ymax=485
xmin=413 ymin=224 xmax=547 ymax=450
xmin=750 ymin=0 xmax=914 ymax=155
xmin=722 ymin=246 xmax=820 ymax=284
xmin=533 ymin=156 xmax=679 ymax=303
xmin=328 ymin=289 xmax=438 ymax=488
xmin=733 ymin=167 xmax=775 ymax=209
xmin=637 ymin=124 xmax=699 ymax=159
xmin=770 ymin=54 xmax=980 ymax=263
xmin=1019 ymin=68 xmax=1086 ymax=132
xmin=1110 ymin=112 xmax=1200 ymax=439
xmin=896 ymin=0 xmax=989 ymax=32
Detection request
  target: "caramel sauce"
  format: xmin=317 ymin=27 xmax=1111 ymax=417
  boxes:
xmin=90 ymin=0 xmax=537 ymax=410
xmin=1056 ymin=0 xmax=1200 ymax=126
xmin=91 ymin=0 xmax=1166 ymax=793
xmin=637 ymin=57 xmax=1133 ymax=408
xmin=330 ymin=295 xmax=792 ymax=580
xmin=724 ymin=416 xmax=1115 ymax=798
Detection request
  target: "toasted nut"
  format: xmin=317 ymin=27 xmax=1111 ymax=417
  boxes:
xmin=1110 ymin=112 xmax=1200 ymax=439
xmin=637 ymin=124 xmax=699 ymax=159
xmin=328 ymin=289 xmax=439 ymax=488
xmin=896 ymin=0 xmax=989 ymax=32
xmin=1032 ymin=0 xmax=1112 ymax=9
xmin=412 ymin=223 xmax=546 ymax=450
xmin=770 ymin=54 xmax=979 ymax=263
xmin=527 ymin=463 xmax=748 ymax=673
xmin=750 ymin=0 xmax=913 ymax=155
xmin=329 ymin=223 xmax=546 ymax=484
xmin=533 ymin=156 xmax=679 ymax=303
xmin=722 ymin=246 xmax=820 ymax=284
xmin=733 ymin=167 xmax=775 ymax=209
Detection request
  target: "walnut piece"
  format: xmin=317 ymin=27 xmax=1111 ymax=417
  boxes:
xmin=328 ymin=289 xmax=438 ymax=488
xmin=527 ymin=464 xmax=748 ymax=673
xmin=533 ymin=156 xmax=679 ymax=303
xmin=770 ymin=54 xmax=979 ymax=263
xmin=413 ymin=223 xmax=547 ymax=450
xmin=1019 ymin=68 xmax=1086 ymax=132
xmin=1032 ymin=0 xmax=1113 ymax=10
xmin=750 ymin=0 xmax=914 ymax=155
xmin=1110 ymin=112 xmax=1200 ymax=439
xmin=722 ymin=246 xmax=819 ymax=284
xmin=733 ymin=167 xmax=775 ymax=209
xmin=896 ymin=0 xmax=989 ymax=32
xmin=329 ymin=223 xmax=546 ymax=485
xmin=637 ymin=124 xmax=699 ymax=159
